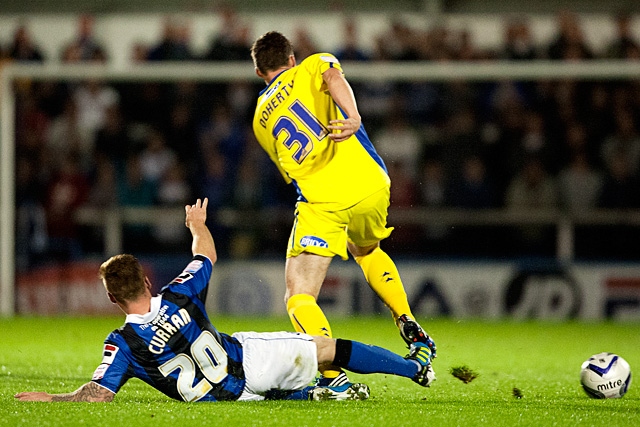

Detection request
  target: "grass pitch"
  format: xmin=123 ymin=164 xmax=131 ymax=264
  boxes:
xmin=1 ymin=316 xmax=639 ymax=427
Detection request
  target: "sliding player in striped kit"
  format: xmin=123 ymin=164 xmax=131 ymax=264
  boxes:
xmin=251 ymin=31 xmax=436 ymax=391
xmin=15 ymin=198 xmax=434 ymax=403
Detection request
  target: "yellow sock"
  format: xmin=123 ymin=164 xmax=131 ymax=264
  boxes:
xmin=286 ymin=294 xmax=332 ymax=337
xmin=286 ymin=294 xmax=341 ymax=379
xmin=355 ymin=247 xmax=414 ymax=320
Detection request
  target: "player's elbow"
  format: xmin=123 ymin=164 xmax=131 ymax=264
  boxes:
xmin=206 ymin=250 xmax=217 ymax=265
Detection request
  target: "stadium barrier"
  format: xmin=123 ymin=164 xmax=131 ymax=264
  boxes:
xmin=71 ymin=205 xmax=640 ymax=262
xmin=206 ymin=259 xmax=640 ymax=321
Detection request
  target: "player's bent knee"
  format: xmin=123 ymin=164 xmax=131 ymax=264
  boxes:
xmin=348 ymin=242 xmax=379 ymax=258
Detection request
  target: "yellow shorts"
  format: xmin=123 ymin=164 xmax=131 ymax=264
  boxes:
xmin=286 ymin=186 xmax=394 ymax=260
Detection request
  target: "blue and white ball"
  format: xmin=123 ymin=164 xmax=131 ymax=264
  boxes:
xmin=580 ymin=352 xmax=632 ymax=399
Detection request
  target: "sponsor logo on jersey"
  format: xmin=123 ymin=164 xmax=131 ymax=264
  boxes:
xmin=93 ymin=343 xmax=120 ymax=380
xmin=184 ymin=260 xmax=203 ymax=274
xmin=258 ymin=81 xmax=281 ymax=107
xmin=101 ymin=344 xmax=119 ymax=365
xmin=320 ymin=55 xmax=338 ymax=64
xmin=300 ymin=235 xmax=328 ymax=249
xmin=92 ymin=363 xmax=109 ymax=380
xmin=171 ymin=272 xmax=194 ymax=284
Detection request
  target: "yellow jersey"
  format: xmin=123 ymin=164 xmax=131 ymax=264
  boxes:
xmin=252 ymin=53 xmax=390 ymax=210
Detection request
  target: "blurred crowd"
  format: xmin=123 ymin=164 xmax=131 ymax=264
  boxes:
xmin=3 ymin=8 xmax=640 ymax=267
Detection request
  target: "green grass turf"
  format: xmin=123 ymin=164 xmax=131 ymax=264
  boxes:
xmin=1 ymin=316 xmax=639 ymax=427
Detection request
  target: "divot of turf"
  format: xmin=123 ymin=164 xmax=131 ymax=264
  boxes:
xmin=450 ymin=365 xmax=479 ymax=384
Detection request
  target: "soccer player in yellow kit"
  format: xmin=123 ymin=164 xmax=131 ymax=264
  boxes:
xmin=251 ymin=31 xmax=436 ymax=388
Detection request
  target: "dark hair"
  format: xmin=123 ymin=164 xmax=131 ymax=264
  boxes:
xmin=99 ymin=254 xmax=146 ymax=303
xmin=251 ymin=31 xmax=294 ymax=75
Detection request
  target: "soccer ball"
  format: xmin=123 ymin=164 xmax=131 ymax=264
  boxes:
xmin=580 ymin=352 xmax=632 ymax=399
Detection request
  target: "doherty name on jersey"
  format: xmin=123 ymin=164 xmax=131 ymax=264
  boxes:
xmin=256 ymin=80 xmax=294 ymax=129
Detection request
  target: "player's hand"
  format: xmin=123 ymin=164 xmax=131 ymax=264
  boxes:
xmin=14 ymin=391 xmax=53 ymax=401
xmin=185 ymin=198 xmax=208 ymax=229
xmin=327 ymin=117 xmax=361 ymax=142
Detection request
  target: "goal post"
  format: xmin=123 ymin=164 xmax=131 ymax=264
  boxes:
xmin=2 ymin=59 xmax=640 ymax=316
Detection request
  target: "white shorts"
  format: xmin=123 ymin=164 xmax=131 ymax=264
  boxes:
xmin=232 ymin=331 xmax=318 ymax=401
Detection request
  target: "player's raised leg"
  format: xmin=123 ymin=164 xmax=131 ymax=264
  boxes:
xmin=350 ymin=242 xmax=437 ymax=356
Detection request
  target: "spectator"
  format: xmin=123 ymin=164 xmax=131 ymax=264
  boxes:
xmin=447 ymin=155 xmax=497 ymax=209
xmin=502 ymin=16 xmax=538 ymax=60
xmin=36 ymin=81 xmax=72 ymax=118
xmin=164 ymin=101 xmax=198 ymax=164
xmin=560 ymin=121 xmax=593 ymax=169
xmin=417 ymin=158 xmax=451 ymax=250
xmin=117 ymin=154 xmax=157 ymax=251
xmin=226 ymin=81 xmax=256 ymax=121
xmin=597 ymin=149 xmax=640 ymax=259
xmin=335 ymin=19 xmax=369 ymax=61
xmin=446 ymin=155 xmax=499 ymax=255
xmin=505 ymin=156 xmax=558 ymax=253
xmin=157 ymin=161 xmax=190 ymax=208
xmin=94 ymin=103 xmax=133 ymax=168
xmin=600 ymin=107 xmax=640 ymax=177
xmin=379 ymin=19 xmax=420 ymax=61
xmin=15 ymin=90 xmax=50 ymax=163
xmin=154 ymin=161 xmax=191 ymax=247
xmin=139 ymin=128 xmax=178 ymax=184
xmin=373 ymin=108 xmax=422 ymax=178
xmin=117 ymin=154 xmax=157 ymax=206
xmin=147 ymin=17 xmax=194 ymax=61
xmin=15 ymin=156 xmax=48 ymax=271
xmin=197 ymin=150 xmax=232 ymax=256
xmin=388 ymin=161 xmax=419 ymax=208
xmin=520 ymin=109 xmax=559 ymax=173
xmin=233 ymin=142 xmax=267 ymax=210
xmin=44 ymin=152 xmax=90 ymax=262
xmin=599 ymin=150 xmax=640 ymax=209
xmin=198 ymin=103 xmax=247 ymax=188
xmin=506 ymin=156 xmax=558 ymax=209
xmin=583 ymin=85 xmax=615 ymax=165
xmin=8 ymin=24 xmax=44 ymax=62
xmin=198 ymin=150 xmax=228 ymax=212
xmin=87 ymin=157 xmax=119 ymax=208
xmin=546 ymin=10 xmax=593 ymax=60
xmin=60 ymin=14 xmax=107 ymax=62
xmin=45 ymin=97 xmax=94 ymax=174
xmin=605 ymin=12 xmax=640 ymax=59
xmin=203 ymin=4 xmax=251 ymax=61
xmin=73 ymin=79 xmax=120 ymax=141
xmin=453 ymin=29 xmax=484 ymax=61
xmin=419 ymin=158 xmax=447 ymax=208
xmin=387 ymin=160 xmax=421 ymax=252
xmin=439 ymin=107 xmax=483 ymax=178
xmin=292 ymin=26 xmax=318 ymax=60
xmin=131 ymin=41 xmax=149 ymax=63
xmin=558 ymin=151 xmax=603 ymax=212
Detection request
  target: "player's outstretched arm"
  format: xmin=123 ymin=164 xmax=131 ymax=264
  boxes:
xmin=323 ymin=67 xmax=362 ymax=142
xmin=15 ymin=381 xmax=115 ymax=402
xmin=185 ymin=198 xmax=217 ymax=263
